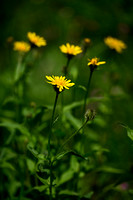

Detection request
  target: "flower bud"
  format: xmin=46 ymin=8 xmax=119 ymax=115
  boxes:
xmin=85 ymin=109 xmax=96 ymax=121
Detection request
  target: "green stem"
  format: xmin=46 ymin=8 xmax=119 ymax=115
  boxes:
xmin=49 ymin=161 xmax=53 ymax=200
xmin=14 ymin=53 xmax=23 ymax=83
xmin=51 ymin=92 xmax=59 ymax=128
xmin=58 ymin=119 xmax=88 ymax=153
xmin=48 ymin=92 xmax=59 ymax=158
xmin=83 ymin=68 xmax=94 ymax=117
xmin=48 ymin=92 xmax=59 ymax=200
xmin=64 ymin=56 xmax=71 ymax=76
xmin=14 ymin=54 xmax=23 ymax=122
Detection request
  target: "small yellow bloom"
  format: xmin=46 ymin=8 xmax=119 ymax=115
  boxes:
xmin=13 ymin=41 xmax=31 ymax=52
xmin=104 ymin=36 xmax=127 ymax=53
xmin=84 ymin=38 xmax=91 ymax=44
xmin=88 ymin=58 xmax=106 ymax=66
xmin=27 ymin=32 xmax=47 ymax=47
xmin=59 ymin=43 xmax=82 ymax=56
xmin=46 ymin=75 xmax=75 ymax=92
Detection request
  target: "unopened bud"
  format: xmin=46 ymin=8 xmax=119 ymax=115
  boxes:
xmin=84 ymin=38 xmax=91 ymax=45
xmin=85 ymin=109 xmax=96 ymax=121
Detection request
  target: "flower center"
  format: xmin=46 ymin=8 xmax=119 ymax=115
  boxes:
xmin=91 ymin=58 xmax=98 ymax=65
xmin=56 ymin=79 xmax=65 ymax=86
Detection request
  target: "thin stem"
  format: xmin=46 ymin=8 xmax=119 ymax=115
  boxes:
xmin=49 ymin=161 xmax=53 ymax=200
xmin=58 ymin=119 xmax=88 ymax=153
xmin=64 ymin=57 xmax=71 ymax=76
xmin=14 ymin=53 xmax=23 ymax=83
xmin=48 ymin=92 xmax=59 ymax=200
xmin=14 ymin=53 xmax=23 ymax=122
xmin=48 ymin=92 xmax=59 ymax=159
xmin=51 ymin=92 xmax=59 ymax=128
xmin=83 ymin=68 xmax=94 ymax=117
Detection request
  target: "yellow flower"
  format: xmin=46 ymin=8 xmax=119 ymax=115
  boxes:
xmin=13 ymin=41 xmax=31 ymax=52
xmin=88 ymin=58 xmax=106 ymax=66
xmin=84 ymin=38 xmax=91 ymax=44
xmin=59 ymin=43 xmax=82 ymax=56
xmin=27 ymin=32 xmax=47 ymax=47
xmin=46 ymin=75 xmax=75 ymax=92
xmin=104 ymin=36 xmax=127 ymax=53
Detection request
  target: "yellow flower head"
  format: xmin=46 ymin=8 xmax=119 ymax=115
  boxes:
xmin=46 ymin=75 xmax=75 ymax=93
xmin=27 ymin=32 xmax=47 ymax=47
xmin=88 ymin=57 xmax=106 ymax=67
xmin=13 ymin=41 xmax=31 ymax=52
xmin=104 ymin=36 xmax=127 ymax=53
xmin=84 ymin=38 xmax=91 ymax=44
xmin=59 ymin=43 xmax=82 ymax=56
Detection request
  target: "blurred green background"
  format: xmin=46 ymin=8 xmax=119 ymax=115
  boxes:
xmin=1 ymin=0 xmax=133 ymax=103
xmin=1 ymin=0 xmax=133 ymax=121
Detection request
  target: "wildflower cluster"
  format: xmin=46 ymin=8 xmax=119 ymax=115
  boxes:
xmin=9 ymin=31 xmax=128 ymax=200
xmin=13 ymin=32 xmax=47 ymax=53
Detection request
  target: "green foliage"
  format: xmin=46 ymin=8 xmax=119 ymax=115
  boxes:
xmin=123 ymin=125 xmax=133 ymax=141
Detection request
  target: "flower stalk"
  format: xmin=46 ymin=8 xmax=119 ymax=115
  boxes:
xmin=64 ymin=56 xmax=71 ymax=76
xmin=49 ymin=160 xmax=53 ymax=200
xmin=58 ymin=109 xmax=96 ymax=153
xmin=48 ymin=91 xmax=59 ymax=159
xmin=14 ymin=53 xmax=23 ymax=83
xmin=47 ymin=92 xmax=59 ymax=200
xmin=83 ymin=58 xmax=106 ymax=118
xmin=83 ymin=67 xmax=94 ymax=117
xmin=59 ymin=43 xmax=82 ymax=76
xmin=46 ymin=75 xmax=75 ymax=200
xmin=58 ymin=120 xmax=88 ymax=153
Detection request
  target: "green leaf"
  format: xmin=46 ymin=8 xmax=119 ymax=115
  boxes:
xmin=78 ymin=85 xmax=87 ymax=91
xmin=97 ymin=166 xmax=124 ymax=174
xmin=0 ymin=120 xmax=30 ymax=137
xmin=64 ymin=111 xmax=82 ymax=130
xmin=33 ymin=185 xmax=48 ymax=192
xmin=63 ymin=101 xmax=83 ymax=112
xmin=2 ymin=96 xmax=18 ymax=106
xmin=70 ymin=156 xmax=80 ymax=172
xmin=27 ymin=143 xmax=47 ymax=160
xmin=8 ymin=181 xmax=21 ymax=197
xmin=94 ymin=116 xmax=106 ymax=127
xmin=0 ymin=161 xmax=15 ymax=171
xmin=26 ymin=158 xmax=35 ymax=173
xmin=55 ymin=150 xmax=87 ymax=162
xmin=59 ymin=189 xmax=79 ymax=196
xmin=120 ymin=123 xmax=133 ymax=141
xmin=127 ymin=127 xmax=133 ymax=141
xmin=27 ymin=144 xmax=39 ymax=157
xmin=63 ymin=96 xmax=107 ymax=112
xmin=54 ymin=151 xmax=71 ymax=161
xmin=36 ymin=173 xmax=49 ymax=186
xmin=0 ymin=147 xmax=17 ymax=161
xmin=57 ymin=170 xmax=74 ymax=186
xmin=90 ymin=144 xmax=110 ymax=153
xmin=82 ymin=191 xmax=94 ymax=199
